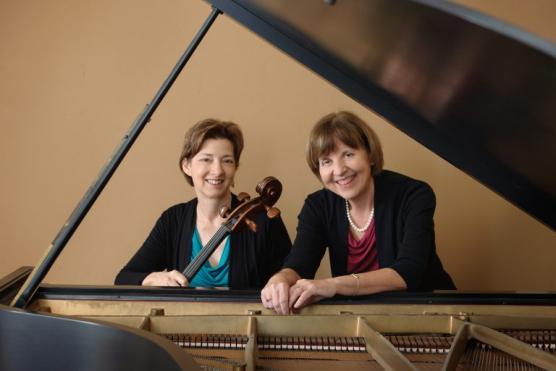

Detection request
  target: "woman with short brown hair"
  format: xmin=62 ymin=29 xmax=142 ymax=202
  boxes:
xmin=116 ymin=118 xmax=291 ymax=289
xmin=262 ymin=111 xmax=454 ymax=314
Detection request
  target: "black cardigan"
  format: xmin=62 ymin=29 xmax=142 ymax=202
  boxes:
xmin=115 ymin=195 xmax=292 ymax=289
xmin=283 ymin=170 xmax=455 ymax=291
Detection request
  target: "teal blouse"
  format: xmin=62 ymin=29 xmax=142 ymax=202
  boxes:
xmin=189 ymin=228 xmax=230 ymax=287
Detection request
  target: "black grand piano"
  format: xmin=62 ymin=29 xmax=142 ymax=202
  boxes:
xmin=1 ymin=1 xmax=555 ymax=370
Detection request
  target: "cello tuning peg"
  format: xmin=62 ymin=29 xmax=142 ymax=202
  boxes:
xmin=266 ymin=207 xmax=280 ymax=219
xmin=219 ymin=206 xmax=230 ymax=218
xmin=237 ymin=192 xmax=251 ymax=203
xmin=245 ymin=218 xmax=257 ymax=233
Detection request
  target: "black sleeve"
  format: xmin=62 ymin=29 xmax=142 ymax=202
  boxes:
xmin=114 ymin=211 xmax=172 ymax=285
xmin=282 ymin=194 xmax=328 ymax=279
xmin=388 ymin=182 xmax=437 ymax=290
xmin=259 ymin=214 xmax=292 ymax=281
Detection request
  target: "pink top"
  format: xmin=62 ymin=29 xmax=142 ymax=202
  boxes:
xmin=347 ymin=219 xmax=379 ymax=273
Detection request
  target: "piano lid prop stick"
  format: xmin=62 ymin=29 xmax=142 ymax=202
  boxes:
xmin=11 ymin=7 xmax=223 ymax=309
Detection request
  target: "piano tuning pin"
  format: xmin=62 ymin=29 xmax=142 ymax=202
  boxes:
xmin=237 ymin=192 xmax=251 ymax=203
xmin=266 ymin=207 xmax=280 ymax=219
xmin=219 ymin=206 xmax=230 ymax=218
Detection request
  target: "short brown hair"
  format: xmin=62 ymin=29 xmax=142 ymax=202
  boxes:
xmin=306 ymin=111 xmax=383 ymax=178
xmin=179 ymin=118 xmax=244 ymax=185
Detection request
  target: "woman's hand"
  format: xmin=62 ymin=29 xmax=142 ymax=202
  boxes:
xmin=288 ymin=278 xmax=337 ymax=310
xmin=142 ymin=270 xmax=188 ymax=287
xmin=261 ymin=269 xmax=300 ymax=314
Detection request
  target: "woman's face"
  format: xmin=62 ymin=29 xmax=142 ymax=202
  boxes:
xmin=182 ymin=138 xmax=237 ymax=201
xmin=318 ymin=138 xmax=373 ymax=204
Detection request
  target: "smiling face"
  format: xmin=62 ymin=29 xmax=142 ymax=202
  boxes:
xmin=181 ymin=138 xmax=237 ymax=201
xmin=318 ymin=138 xmax=374 ymax=204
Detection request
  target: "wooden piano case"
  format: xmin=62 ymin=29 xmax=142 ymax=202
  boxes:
xmin=21 ymin=282 xmax=556 ymax=370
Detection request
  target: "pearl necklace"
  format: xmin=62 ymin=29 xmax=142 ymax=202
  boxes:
xmin=345 ymin=199 xmax=374 ymax=233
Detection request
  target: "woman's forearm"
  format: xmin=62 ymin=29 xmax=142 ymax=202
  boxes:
xmin=328 ymin=268 xmax=407 ymax=296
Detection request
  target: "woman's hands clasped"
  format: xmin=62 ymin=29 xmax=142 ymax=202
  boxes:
xmin=142 ymin=269 xmax=189 ymax=287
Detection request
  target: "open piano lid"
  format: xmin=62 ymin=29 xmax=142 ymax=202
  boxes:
xmin=3 ymin=3 xmax=555 ymax=369
xmin=206 ymin=0 xmax=556 ymax=230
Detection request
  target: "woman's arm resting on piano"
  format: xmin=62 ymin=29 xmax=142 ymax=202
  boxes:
xmin=289 ymin=268 xmax=407 ymax=310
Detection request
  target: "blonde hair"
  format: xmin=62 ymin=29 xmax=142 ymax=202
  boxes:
xmin=306 ymin=111 xmax=383 ymax=178
xmin=179 ymin=118 xmax=244 ymax=185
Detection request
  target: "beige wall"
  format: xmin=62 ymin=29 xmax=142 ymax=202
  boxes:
xmin=0 ymin=0 xmax=554 ymax=291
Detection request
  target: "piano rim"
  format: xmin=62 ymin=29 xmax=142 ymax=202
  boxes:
xmin=33 ymin=284 xmax=556 ymax=306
